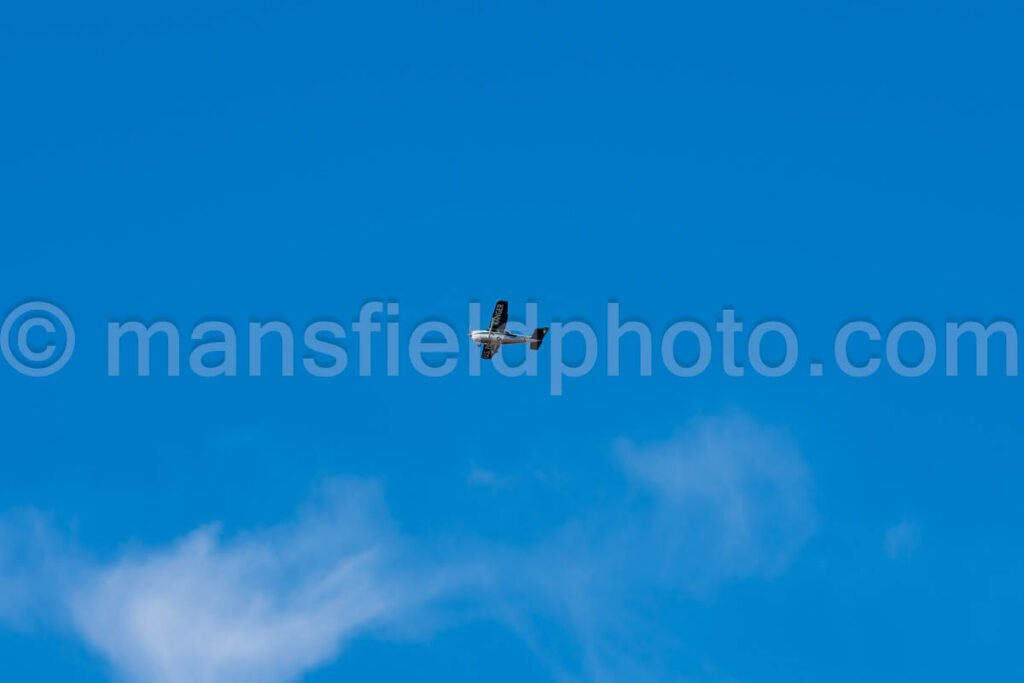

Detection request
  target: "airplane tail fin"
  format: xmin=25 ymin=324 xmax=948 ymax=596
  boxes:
xmin=529 ymin=327 xmax=548 ymax=350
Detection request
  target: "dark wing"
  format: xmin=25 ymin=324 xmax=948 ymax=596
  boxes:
xmin=481 ymin=344 xmax=498 ymax=360
xmin=487 ymin=300 xmax=508 ymax=333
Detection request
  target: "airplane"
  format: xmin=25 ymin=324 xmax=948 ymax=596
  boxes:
xmin=470 ymin=300 xmax=548 ymax=359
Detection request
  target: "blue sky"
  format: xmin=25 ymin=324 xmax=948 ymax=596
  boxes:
xmin=2 ymin=1 xmax=1023 ymax=681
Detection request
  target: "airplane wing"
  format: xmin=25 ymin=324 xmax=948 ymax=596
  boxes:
xmin=481 ymin=344 xmax=499 ymax=360
xmin=487 ymin=300 xmax=508 ymax=333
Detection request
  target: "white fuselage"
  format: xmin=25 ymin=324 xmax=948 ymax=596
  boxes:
xmin=469 ymin=330 xmax=533 ymax=347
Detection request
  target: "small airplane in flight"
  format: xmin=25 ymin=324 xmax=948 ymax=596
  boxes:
xmin=470 ymin=300 xmax=548 ymax=359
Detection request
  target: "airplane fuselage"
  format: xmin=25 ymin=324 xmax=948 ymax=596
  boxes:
xmin=469 ymin=330 xmax=534 ymax=346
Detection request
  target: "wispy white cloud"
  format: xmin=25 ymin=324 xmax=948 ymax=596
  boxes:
xmin=0 ymin=508 xmax=70 ymax=629
xmin=616 ymin=414 xmax=817 ymax=585
xmin=466 ymin=462 xmax=509 ymax=488
xmin=0 ymin=414 xmax=816 ymax=683
xmin=883 ymin=519 xmax=921 ymax=559
xmin=2 ymin=481 xmax=460 ymax=683
xmin=499 ymin=414 xmax=817 ymax=681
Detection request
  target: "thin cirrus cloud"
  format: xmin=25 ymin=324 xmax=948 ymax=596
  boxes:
xmin=883 ymin=519 xmax=922 ymax=559
xmin=0 ymin=414 xmax=817 ymax=683
xmin=495 ymin=415 xmax=818 ymax=681
xmin=67 ymin=481 xmax=459 ymax=683
xmin=617 ymin=414 xmax=818 ymax=586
